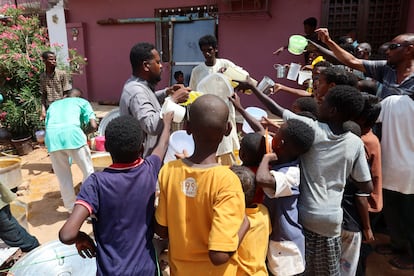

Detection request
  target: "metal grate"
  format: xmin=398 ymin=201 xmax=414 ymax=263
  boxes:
xmin=321 ymin=0 xmax=408 ymax=58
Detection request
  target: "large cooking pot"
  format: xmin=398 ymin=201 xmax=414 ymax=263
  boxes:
xmin=10 ymin=240 xmax=96 ymax=275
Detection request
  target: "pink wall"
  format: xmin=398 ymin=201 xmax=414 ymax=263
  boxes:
xmin=65 ymin=0 xmax=322 ymax=109
xmin=407 ymin=0 xmax=414 ymax=32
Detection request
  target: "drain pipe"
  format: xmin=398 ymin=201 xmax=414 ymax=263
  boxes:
xmin=97 ymin=16 xmax=192 ymax=25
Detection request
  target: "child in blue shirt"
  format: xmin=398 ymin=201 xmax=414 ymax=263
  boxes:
xmin=59 ymin=112 xmax=173 ymax=275
xmin=256 ymin=119 xmax=315 ymax=275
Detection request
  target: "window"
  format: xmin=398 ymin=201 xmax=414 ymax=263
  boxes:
xmin=154 ymin=5 xmax=218 ymax=62
xmin=321 ymin=0 xmax=409 ymax=58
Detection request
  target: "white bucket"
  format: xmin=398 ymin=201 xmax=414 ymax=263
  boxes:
xmin=164 ymin=130 xmax=195 ymax=163
xmin=223 ymin=66 xmax=250 ymax=82
xmin=242 ymin=107 xmax=268 ymax=134
xmin=160 ymin=98 xmax=186 ymax=123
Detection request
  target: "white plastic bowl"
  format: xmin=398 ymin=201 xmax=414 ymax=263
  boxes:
xmin=164 ymin=130 xmax=194 ymax=164
xmin=242 ymin=107 xmax=268 ymax=134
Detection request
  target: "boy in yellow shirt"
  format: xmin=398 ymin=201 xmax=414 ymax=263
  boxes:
xmin=231 ymin=165 xmax=271 ymax=276
xmin=155 ymin=94 xmax=249 ymax=275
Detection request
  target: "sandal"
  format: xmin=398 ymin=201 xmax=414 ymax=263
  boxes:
xmin=375 ymin=244 xmax=399 ymax=255
xmin=389 ymin=256 xmax=414 ymax=270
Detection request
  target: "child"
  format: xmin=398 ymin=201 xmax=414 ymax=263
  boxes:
xmin=256 ymin=119 xmax=315 ymax=276
xmin=291 ymin=96 xmax=318 ymax=119
xmin=340 ymin=121 xmax=374 ymax=276
xmin=231 ymin=165 xmax=271 ymax=276
xmin=174 ymin=70 xmax=184 ymax=85
xmin=313 ymin=66 xmax=358 ymax=105
xmin=59 ymin=112 xmax=173 ymax=275
xmin=238 ymin=80 xmax=372 ymax=275
xmin=229 ymin=92 xmax=267 ymax=202
xmin=355 ymin=93 xmax=383 ymax=214
xmin=155 ymin=94 xmax=248 ymax=275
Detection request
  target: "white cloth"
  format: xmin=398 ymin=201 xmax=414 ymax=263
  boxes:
xmin=377 ymin=95 xmax=414 ymax=194
xmin=263 ymin=166 xmax=300 ymax=198
xmin=49 ymin=145 xmax=94 ymax=210
xmin=189 ymin=58 xmax=236 ymax=90
xmin=267 ymin=240 xmax=305 ymax=276
xmin=340 ymin=230 xmax=362 ymax=276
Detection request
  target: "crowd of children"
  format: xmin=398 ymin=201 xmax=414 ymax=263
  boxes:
xmin=56 ymin=26 xmax=414 ymax=276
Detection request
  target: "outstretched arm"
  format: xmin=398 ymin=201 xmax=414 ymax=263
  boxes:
xmin=316 ymin=28 xmax=365 ymax=72
xmin=229 ymin=93 xmax=265 ymax=135
xmin=273 ymin=83 xmax=310 ymax=97
xmin=235 ymin=78 xmax=286 ymax=118
xmin=151 ymin=111 xmax=173 ymax=160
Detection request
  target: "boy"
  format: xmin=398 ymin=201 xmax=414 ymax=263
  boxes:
xmin=231 ymin=165 xmax=271 ymax=276
xmin=340 ymin=121 xmax=374 ymax=276
xmin=237 ymin=80 xmax=372 ymax=275
xmin=256 ymin=119 xmax=315 ymax=276
xmin=155 ymin=94 xmax=248 ymax=275
xmin=229 ymin=92 xmax=266 ymax=202
xmin=173 ymin=70 xmax=185 ymax=85
xmin=291 ymin=97 xmax=318 ymax=120
xmin=59 ymin=112 xmax=173 ymax=275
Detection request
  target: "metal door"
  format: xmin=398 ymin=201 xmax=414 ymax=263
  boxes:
xmin=171 ymin=19 xmax=216 ymax=86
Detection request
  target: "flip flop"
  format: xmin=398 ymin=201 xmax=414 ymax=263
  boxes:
xmin=389 ymin=256 xmax=414 ymax=270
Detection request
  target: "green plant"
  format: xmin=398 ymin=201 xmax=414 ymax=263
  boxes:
xmin=0 ymin=5 xmax=86 ymax=139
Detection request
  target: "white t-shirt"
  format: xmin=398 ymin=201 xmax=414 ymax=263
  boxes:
xmin=377 ymin=95 xmax=414 ymax=194
xmin=189 ymin=58 xmax=236 ymax=90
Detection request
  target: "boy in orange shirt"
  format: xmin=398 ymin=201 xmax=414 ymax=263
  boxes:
xmin=155 ymin=94 xmax=249 ymax=275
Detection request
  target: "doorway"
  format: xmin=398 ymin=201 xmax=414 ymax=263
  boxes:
xmin=171 ymin=20 xmax=216 ymax=86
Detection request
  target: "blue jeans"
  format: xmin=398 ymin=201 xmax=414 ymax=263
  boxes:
xmin=0 ymin=205 xmax=39 ymax=252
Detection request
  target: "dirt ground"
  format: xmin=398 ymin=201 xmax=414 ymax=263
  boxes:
xmin=8 ymin=133 xmax=413 ymax=276
xmin=16 ymin=145 xmax=92 ymax=245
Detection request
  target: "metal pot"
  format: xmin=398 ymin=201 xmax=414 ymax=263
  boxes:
xmin=10 ymin=240 xmax=96 ymax=275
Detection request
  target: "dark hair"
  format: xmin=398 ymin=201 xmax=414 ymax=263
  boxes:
xmin=324 ymin=85 xmax=364 ymax=121
xmin=343 ymin=120 xmax=362 ymax=137
xmin=283 ymin=119 xmax=315 ymax=154
xmin=64 ymin=87 xmax=82 ymax=97
xmin=297 ymin=111 xmax=317 ymax=121
xmin=293 ymin=97 xmax=318 ymax=118
xmin=240 ymin=133 xmax=266 ymax=166
xmin=230 ymin=165 xmax=256 ymax=206
xmin=174 ymin=70 xmax=183 ymax=79
xmin=303 ymin=17 xmax=317 ymax=28
xmin=314 ymin=60 xmax=332 ymax=69
xmin=198 ymin=34 xmax=217 ymax=49
xmin=104 ymin=115 xmax=144 ymax=163
xmin=357 ymin=93 xmax=381 ymax=129
xmin=130 ymin=42 xmax=156 ymax=76
xmin=42 ymin=51 xmax=55 ymax=60
xmin=322 ymin=66 xmax=358 ymax=87
xmin=358 ymin=79 xmax=377 ymax=96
